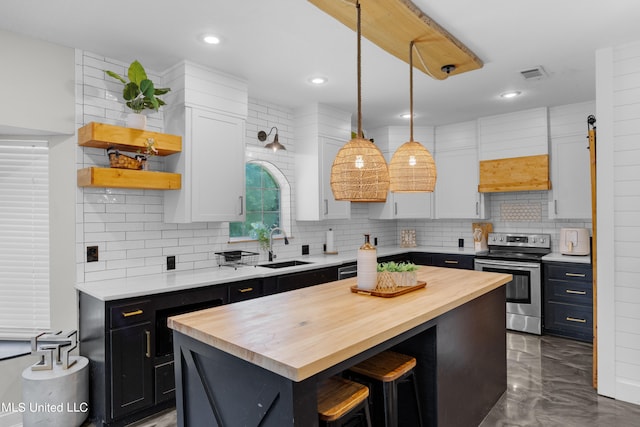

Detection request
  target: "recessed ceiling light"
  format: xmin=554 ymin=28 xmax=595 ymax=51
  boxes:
xmin=202 ymin=34 xmax=221 ymax=45
xmin=400 ymin=113 xmax=414 ymax=119
xmin=500 ymin=91 xmax=522 ymax=99
xmin=308 ymin=76 xmax=328 ymax=85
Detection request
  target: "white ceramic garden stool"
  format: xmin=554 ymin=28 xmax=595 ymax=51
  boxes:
xmin=21 ymin=355 xmax=89 ymax=427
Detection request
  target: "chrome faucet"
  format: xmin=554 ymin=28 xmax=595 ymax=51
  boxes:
xmin=268 ymin=227 xmax=289 ymax=262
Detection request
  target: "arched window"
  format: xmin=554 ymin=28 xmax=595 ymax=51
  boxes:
xmin=229 ymin=162 xmax=283 ymax=241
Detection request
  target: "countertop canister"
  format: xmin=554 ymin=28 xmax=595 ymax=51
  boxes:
xmin=357 ymin=234 xmax=377 ymax=290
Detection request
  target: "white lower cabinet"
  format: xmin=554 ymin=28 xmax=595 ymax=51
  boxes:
xmin=165 ymin=107 xmax=245 ymax=222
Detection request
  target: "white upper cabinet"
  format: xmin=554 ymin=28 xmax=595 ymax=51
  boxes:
xmin=478 ymin=107 xmax=549 ymax=160
xmin=163 ymin=62 xmax=248 ymax=223
xmin=548 ymin=101 xmax=594 ymax=219
xmin=368 ymin=126 xmax=434 ymax=220
xmin=294 ymin=104 xmax=351 ymax=221
xmin=434 ymin=121 xmax=488 ymax=219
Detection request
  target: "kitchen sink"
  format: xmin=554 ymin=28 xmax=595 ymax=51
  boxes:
xmin=259 ymin=260 xmax=313 ymax=269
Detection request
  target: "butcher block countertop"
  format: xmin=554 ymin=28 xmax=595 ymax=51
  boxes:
xmin=168 ymin=265 xmax=511 ymax=382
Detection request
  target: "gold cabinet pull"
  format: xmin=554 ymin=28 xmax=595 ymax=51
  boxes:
xmin=122 ymin=309 xmax=143 ymax=318
xmin=145 ymin=330 xmax=151 ymax=358
xmin=444 ymin=260 xmax=459 ymax=264
xmin=238 ymin=287 xmax=254 ymax=293
xmin=565 ymin=272 xmax=586 ymax=278
xmin=566 ymin=316 xmax=587 ymax=323
xmin=565 ymin=289 xmax=587 ymax=295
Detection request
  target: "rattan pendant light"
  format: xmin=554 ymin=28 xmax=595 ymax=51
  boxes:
xmin=389 ymin=41 xmax=437 ymax=192
xmin=330 ymin=1 xmax=389 ymax=202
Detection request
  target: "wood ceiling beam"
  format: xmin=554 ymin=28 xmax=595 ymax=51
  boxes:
xmin=308 ymin=0 xmax=483 ymax=80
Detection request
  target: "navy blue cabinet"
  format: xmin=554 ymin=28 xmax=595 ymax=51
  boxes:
xmin=411 ymin=252 xmax=474 ymax=270
xmin=543 ymin=262 xmax=593 ymax=342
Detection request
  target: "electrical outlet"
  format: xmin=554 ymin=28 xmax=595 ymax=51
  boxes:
xmin=167 ymin=255 xmax=176 ymax=270
xmin=302 ymin=245 xmax=309 ymax=255
xmin=87 ymin=246 xmax=98 ymax=262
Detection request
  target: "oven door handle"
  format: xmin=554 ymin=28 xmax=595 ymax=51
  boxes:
xmin=475 ymin=259 xmax=541 ymax=270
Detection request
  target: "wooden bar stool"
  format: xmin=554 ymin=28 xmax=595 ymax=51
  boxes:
xmin=317 ymin=376 xmax=372 ymax=427
xmin=348 ymin=351 xmax=423 ymax=427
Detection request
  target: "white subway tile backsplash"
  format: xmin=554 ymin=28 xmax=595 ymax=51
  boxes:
xmin=77 ymin=51 xmax=592 ymax=283
xmin=147 ymin=239 xmax=178 ymax=249
xmin=126 ymin=248 xmax=163 ymax=259
xmin=127 ymin=230 xmax=162 ymax=241
xmin=106 ymin=204 xmax=145 ymax=214
xmin=85 ymin=269 xmax=127 ymax=282
xmin=126 ymin=265 xmax=163 ymax=277
xmin=106 ymin=240 xmax=145 ymax=251
xmin=107 ymin=258 xmax=146 ymax=270
xmin=84 ymin=213 xmax=126 ymax=223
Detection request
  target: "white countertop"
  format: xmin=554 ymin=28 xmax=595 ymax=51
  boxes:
xmin=75 ymin=246 xmax=479 ymax=301
xmin=542 ymin=252 xmax=592 ymax=264
xmin=76 ymin=245 xmax=588 ymax=301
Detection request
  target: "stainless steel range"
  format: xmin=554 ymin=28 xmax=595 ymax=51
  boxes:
xmin=474 ymin=232 xmax=551 ymax=335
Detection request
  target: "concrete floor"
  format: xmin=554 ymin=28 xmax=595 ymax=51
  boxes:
xmin=112 ymin=332 xmax=640 ymax=427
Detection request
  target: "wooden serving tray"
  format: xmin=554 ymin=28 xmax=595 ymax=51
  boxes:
xmin=350 ymin=281 xmax=427 ymax=298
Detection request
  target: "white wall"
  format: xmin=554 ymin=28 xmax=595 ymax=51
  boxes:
xmin=0 ymin=33 xmax=77 ymax=426
xmin=0 ymin=29 xmax=75 ymax=135
xmin=596 ymin=40 xmax=640 ymax=405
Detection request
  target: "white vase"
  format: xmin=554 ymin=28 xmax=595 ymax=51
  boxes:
xmin=357 ymin=234 xmax=377 ymax=290
xmin=125 ymin=113 xmax=147 ymax=129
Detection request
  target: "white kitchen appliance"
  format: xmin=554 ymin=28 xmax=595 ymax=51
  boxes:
xmin=559 ymin=228 xmax=590 ymax=256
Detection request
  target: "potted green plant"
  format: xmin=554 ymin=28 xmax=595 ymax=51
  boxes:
xmin=249 ymin=222 xmax=270 ymax=251
xmin=376 ymin=261 xmax=419 ymax=289
xmin=105 ymin=60 xmax=170 ymax=129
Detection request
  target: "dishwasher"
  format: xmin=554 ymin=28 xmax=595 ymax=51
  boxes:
xmin=338 ymin=263 xmax=357 ymax=279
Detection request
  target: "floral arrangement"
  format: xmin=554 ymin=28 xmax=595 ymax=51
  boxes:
xmin=138 ymin=137 xmax=158 ymax=157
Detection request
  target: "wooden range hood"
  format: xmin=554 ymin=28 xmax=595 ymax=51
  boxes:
xmin=307 ymin=0 xmax=483 ymax=80
xmin=478 ymin=154 xmax=551 ymax=193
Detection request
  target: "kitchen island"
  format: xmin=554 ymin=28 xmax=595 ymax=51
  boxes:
xmin=168 ymin=265 xmax=511 ymax=427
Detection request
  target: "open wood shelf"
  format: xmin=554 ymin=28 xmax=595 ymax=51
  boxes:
xmin=78 ymin=122 xmax=182 ymax=155
xmin=77 ymin=122 xmax=183 ymax=190
xmin=77 ymin=167 xmax=181 ymax=190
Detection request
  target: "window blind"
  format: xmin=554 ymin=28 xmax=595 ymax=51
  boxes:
xmin=0 ymin=140 xmax=50 ymax=332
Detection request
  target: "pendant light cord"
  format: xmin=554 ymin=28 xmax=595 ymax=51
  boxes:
xmin=356 ymin=0 xmax=362 ymax=138
xmin=410 ymin=40 xmax=415 ymax=142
